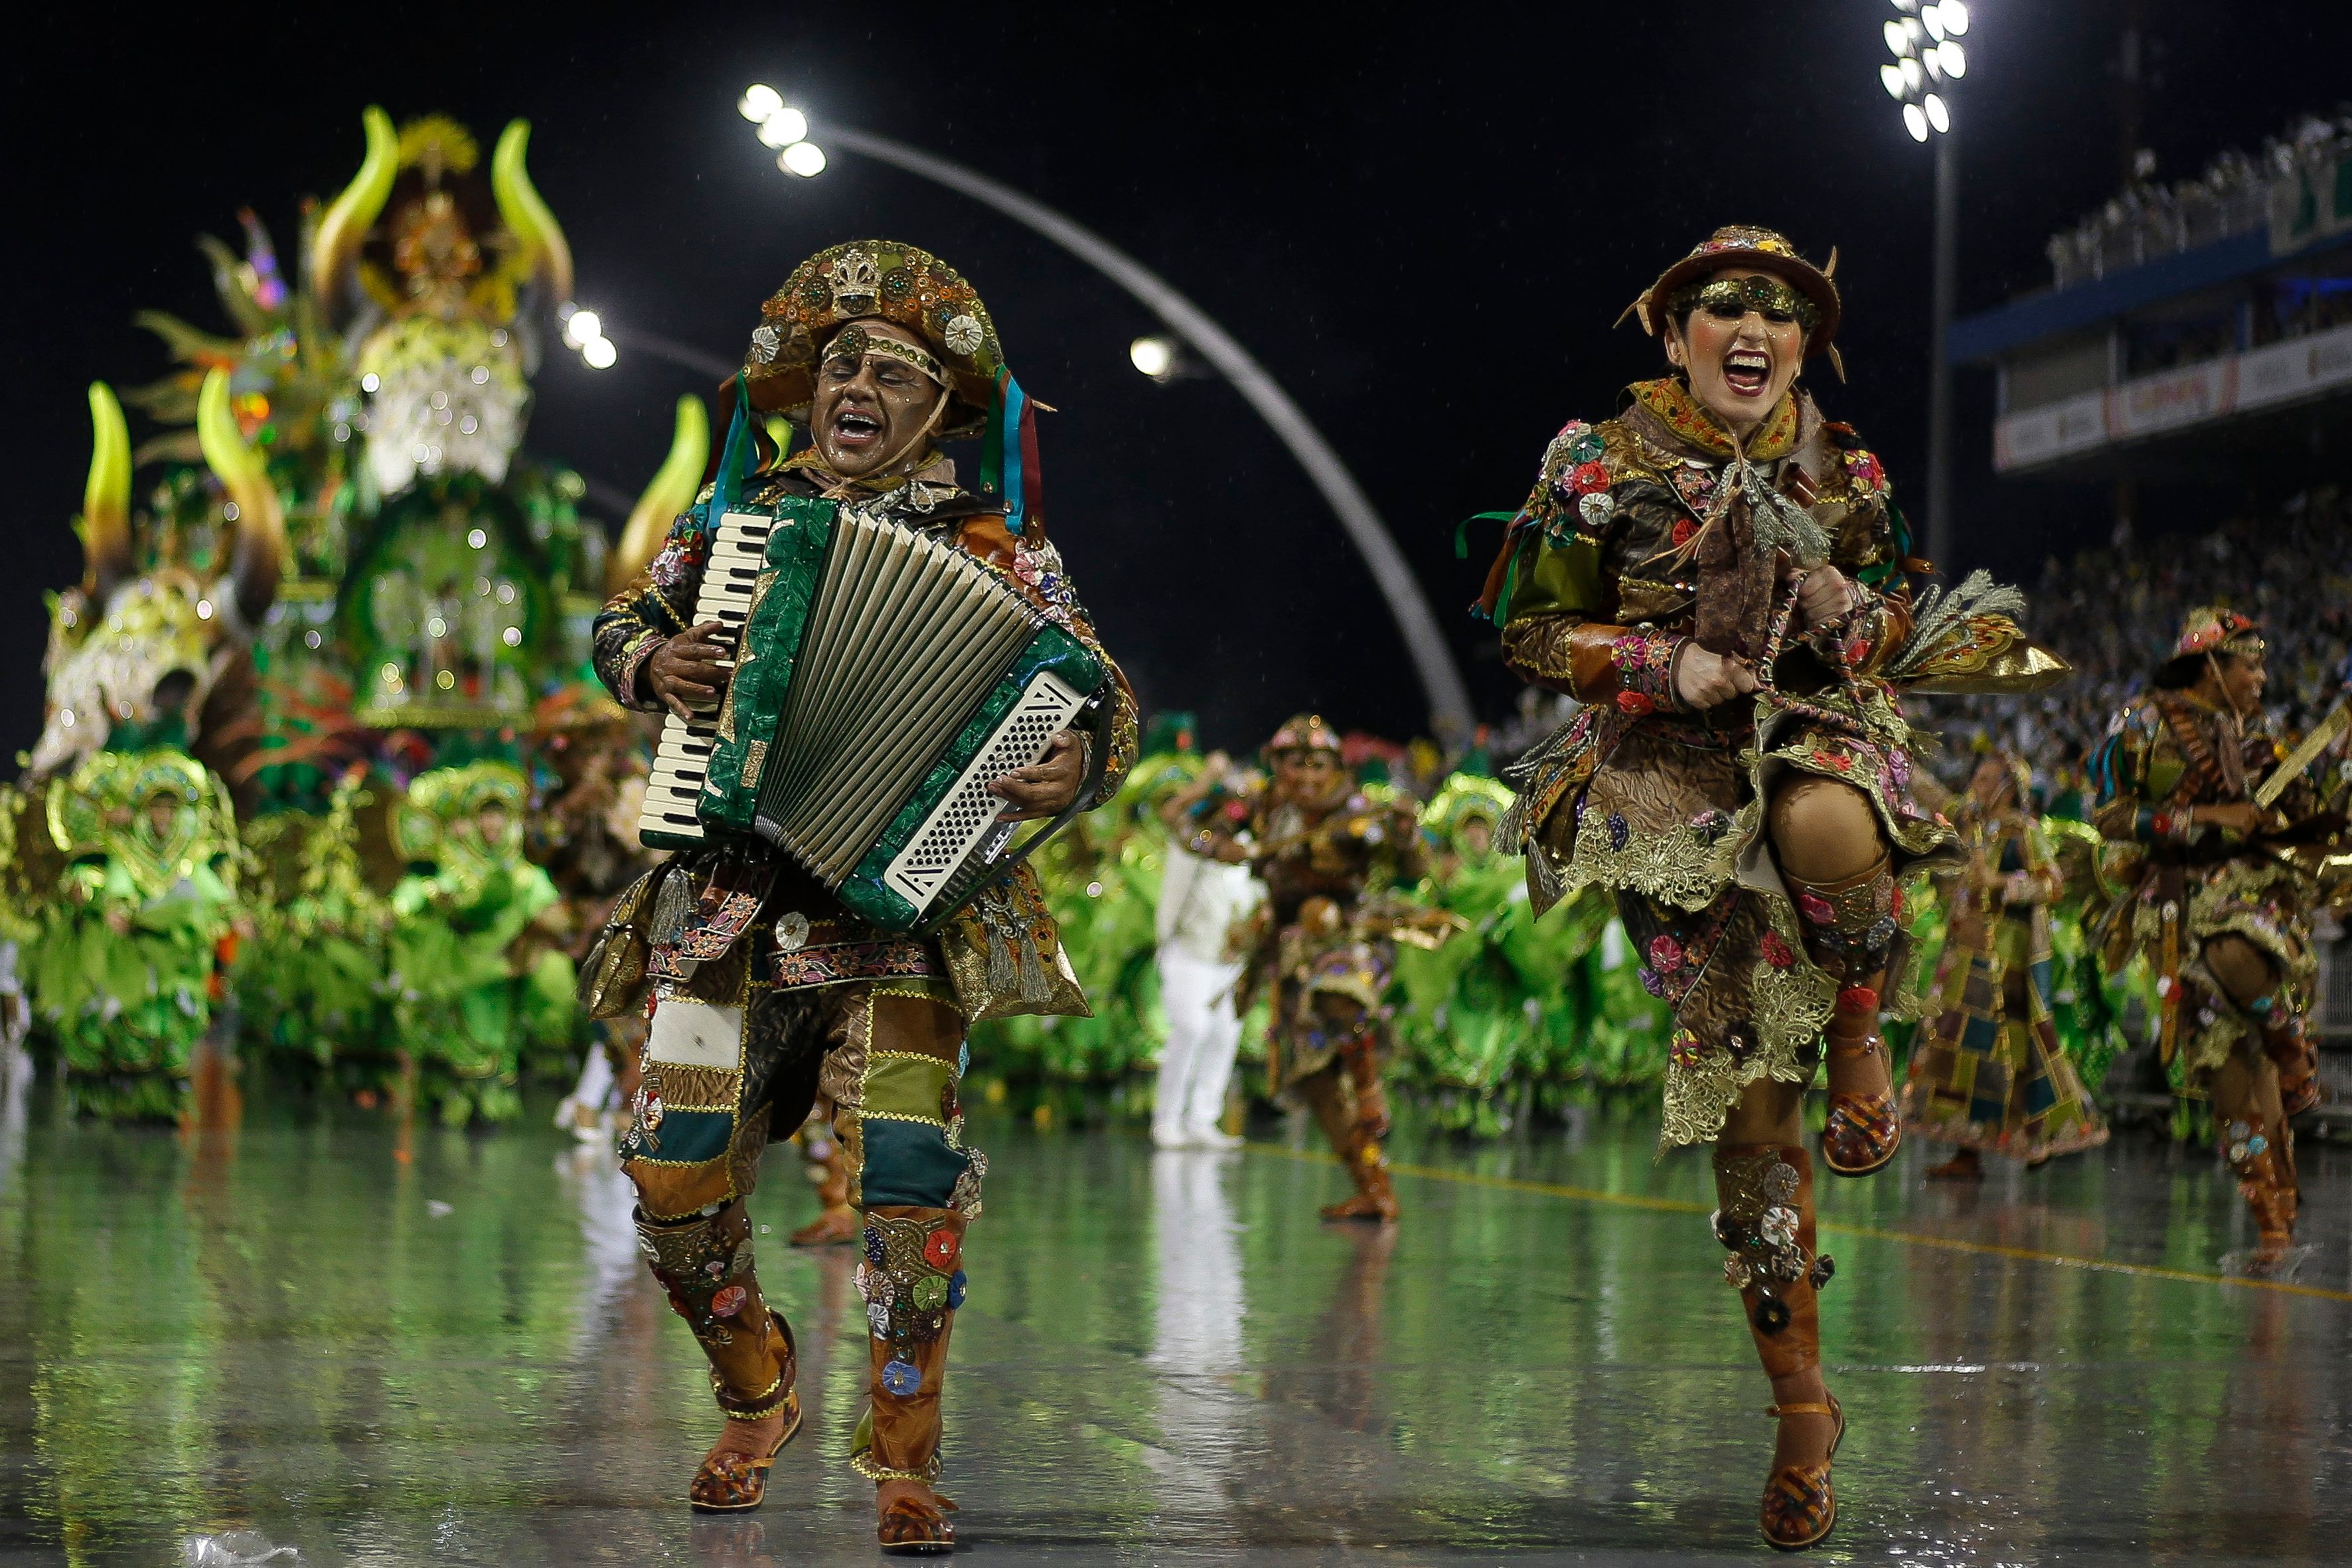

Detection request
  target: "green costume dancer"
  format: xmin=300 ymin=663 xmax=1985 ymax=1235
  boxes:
xmin=29 ymin=751 xmax=242 ymax=1120
xmin=238 ymin=772 xmax=395 ymax=1085
xmin=1395 ymin=775 xmax=1529 ymax=1133
xmin=388 ymin=761 xmax=571 ymax=1125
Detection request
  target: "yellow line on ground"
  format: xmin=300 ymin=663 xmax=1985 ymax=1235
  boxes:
xmin=1246 ymin=1142 xmax=2352 ymax=1306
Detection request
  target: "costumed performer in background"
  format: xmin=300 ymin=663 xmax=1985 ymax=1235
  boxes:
xmin=1192 ymin=715 xmax=1431 ymax=1221
xmin=2088 ymin=609 xmax=2331 ymax=1275
xmin=1903 ymin=751 xmax=2109 ymax=1178
xmin=1152 ymin=751 xmax=1262 ymax=1149
xmin=1482 ymin=226 xmax=2057 ymax=1548
xmin=588 ymin=240 xmax=1137 ymax=1549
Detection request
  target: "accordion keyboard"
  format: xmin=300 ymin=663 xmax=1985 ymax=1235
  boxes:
xmin=637 ymin=510 xmax=778 ymax=847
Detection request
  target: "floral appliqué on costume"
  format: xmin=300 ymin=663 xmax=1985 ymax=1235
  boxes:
xmin=1010 ymin=540 xmax=1082 ymax=633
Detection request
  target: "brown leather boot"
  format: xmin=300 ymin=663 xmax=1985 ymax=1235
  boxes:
xmin=1320 ymin=1119 xmax=1401 ymax=1222
xmin=2227 ymin=1126 xmax=2299 ymax=1273
xmin=2255 ymin=1004 xmax=2324 ymax=1119
xmin=635 ymin=1203 xmax=803 ymax=1510
xmin=853 ymin=1206 xmax=966 ymax=1554
xmin=1715 ymin=1144 xmax=1843 ymax=1551
xmin=790 ymin=1126 xmax=860 ymax=1247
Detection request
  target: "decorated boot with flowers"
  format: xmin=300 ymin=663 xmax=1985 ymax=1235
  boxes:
xmin=2225 ymin=1125 xmax=2300 ymax=1275
xmin=635 ymin=1201 xmax=803 ymax=1510
xmin=1714 ymin=1142 xmax=1843 ymax=1551
xmin=2250 ymin=996 xmax=2324 ymax=1118
xmin=852 ymin=1205 xmax=968 ymax=1554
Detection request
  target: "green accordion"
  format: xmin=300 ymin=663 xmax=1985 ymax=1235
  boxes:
xmin=637 ymin=495 xmax=1107 ymax=933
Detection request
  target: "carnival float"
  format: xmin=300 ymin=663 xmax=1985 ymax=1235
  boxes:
xmin=7 ymin=107 xmax=700 ymax=1123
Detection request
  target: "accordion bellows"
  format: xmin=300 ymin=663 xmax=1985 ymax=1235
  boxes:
xmin=639 ymin=496 xmax=1105 ymax=933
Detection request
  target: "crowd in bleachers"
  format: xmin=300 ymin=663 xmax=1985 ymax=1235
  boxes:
xmin=2045 ymin=107 xmax=2352 ymax=293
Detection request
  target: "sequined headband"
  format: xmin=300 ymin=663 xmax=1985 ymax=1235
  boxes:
xmin=822 ymin=324 xmax=944 ymax=385
xmin=1664 ymin=275 xmax=1822 ymax=335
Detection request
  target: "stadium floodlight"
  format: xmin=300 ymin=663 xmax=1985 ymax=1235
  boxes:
xmin=739 ymin=84 xmax=783 ymax=123
xmin=1938 ymin=40 xmax=1966 ymax=76
xmin=1924 ymin=93 xmax=1950 ymax=133
xmin=1904 ymin=103 xmax=1930 ymax=141
xmin=757 ymin=108 xmax=809 ymax=148
xmin=1941 ymin=1 xmax=1969 ymax=34
xmin=1881 ymin=63 xmax=1907 ymax=98
xmin=1884 ymin=19 xmax=1913 ymax=55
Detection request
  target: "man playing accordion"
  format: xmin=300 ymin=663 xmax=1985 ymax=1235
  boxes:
xmin=589 ymin=240 xmax=1137 ymax=1551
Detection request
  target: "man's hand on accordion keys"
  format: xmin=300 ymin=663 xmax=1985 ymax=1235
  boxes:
xmin=989 ymin=729 xmax=1087 ymax=821
xmin=646 ymin=621 xmax=734 ymax=720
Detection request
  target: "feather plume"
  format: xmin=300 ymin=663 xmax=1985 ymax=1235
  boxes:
xmin=1885 ymin=569 xmax=2029 ymax=680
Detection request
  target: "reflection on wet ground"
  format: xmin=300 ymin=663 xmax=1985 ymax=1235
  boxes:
xmin=3 ymin=1071 xmax=2349 ymax=1565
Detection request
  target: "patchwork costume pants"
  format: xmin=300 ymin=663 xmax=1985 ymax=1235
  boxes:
xmin=621 ymin=979 xmax=982 ymax=1479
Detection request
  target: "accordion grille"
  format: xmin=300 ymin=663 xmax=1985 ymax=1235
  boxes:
xmin=753 ymin=514 xmax=1039 ymax=882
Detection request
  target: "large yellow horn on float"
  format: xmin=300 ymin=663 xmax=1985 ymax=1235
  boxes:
xmin=609 ymin=396 xmax=711 ymax=596
xmin=79 ymin=382 xmax=134 ymax=601
xmin=197 ymin=368 xmax=287 ymax=623
xmin=493 ymin=119 xmax=576 ymax=306
xmin=308 ymin=105 xmax=398 ymax=311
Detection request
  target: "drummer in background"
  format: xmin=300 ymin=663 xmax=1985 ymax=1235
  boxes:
xmin=588 ymin=240 xmax=1137 ymax=1551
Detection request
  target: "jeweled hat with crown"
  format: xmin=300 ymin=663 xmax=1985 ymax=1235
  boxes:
xmin=742 ymin=240 xmax=1004 ymax=438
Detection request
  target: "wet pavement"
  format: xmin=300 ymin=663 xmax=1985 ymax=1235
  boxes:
xmin=3 ymin=1069 xmax=2351 ymax=1565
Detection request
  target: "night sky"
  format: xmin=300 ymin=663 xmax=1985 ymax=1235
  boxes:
xmin=7 ymin=3 xmax=2347 ymax=757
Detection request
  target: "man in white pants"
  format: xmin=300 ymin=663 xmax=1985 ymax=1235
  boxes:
xmin=1152 ymin=761 xmax=1261 ymax=1148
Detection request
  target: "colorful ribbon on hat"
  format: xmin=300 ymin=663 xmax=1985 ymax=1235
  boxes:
xmin=708 ymin=377 xmax=761 ymax=520
xmin=979 ymin=366 xmax=1041 ymax=534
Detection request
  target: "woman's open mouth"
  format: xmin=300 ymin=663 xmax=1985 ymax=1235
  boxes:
xmin=1722 ymin=351 xmax=1773 ymax=397
xmin=831 ymin=408 xmax=884 ymax=448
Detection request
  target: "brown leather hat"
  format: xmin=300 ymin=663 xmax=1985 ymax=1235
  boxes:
xmin=1623 ymin=225 xmax=1842 ymax=367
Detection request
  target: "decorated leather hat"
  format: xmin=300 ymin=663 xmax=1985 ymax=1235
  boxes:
xmin=2156 ymin=605 xmax=2264 ymax=687
xmin=1263 ymin=712 xmax=1342 ymax=759
xmin=741 ymin=240 xmax=1004 ymax=438
xmin=1622 ymin=225 xmax=1843 ymax=364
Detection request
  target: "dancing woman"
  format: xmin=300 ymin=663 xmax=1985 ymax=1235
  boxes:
xmin=2088 ymin=609 xmax=2328 ymax=1274
xmin=1482 ymin=226 xmax=2052 ymax=1547
xmin=1903 ymin=751 xmax=2110 ymax=1178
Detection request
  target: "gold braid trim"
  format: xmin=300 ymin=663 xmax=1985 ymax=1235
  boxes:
xmin=852 ymin=1453 xmax=942 ymax=1484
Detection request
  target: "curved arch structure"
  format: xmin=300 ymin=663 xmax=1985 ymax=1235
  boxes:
xmin=821 ymin=127 xmax=1475 ymax=744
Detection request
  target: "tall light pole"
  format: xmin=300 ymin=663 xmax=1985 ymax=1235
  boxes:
xmin=1879 ymin=1 xmax=1971 ymax=576
xmin=734 ymin=88 xmax=1476 ymax=745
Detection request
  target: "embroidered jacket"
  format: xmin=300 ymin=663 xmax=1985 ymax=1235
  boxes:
xmin=1491 ymin=380 xmax=1912 ymax=719
xmin=2087 ymin=689 xmax=2305 ymax=855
